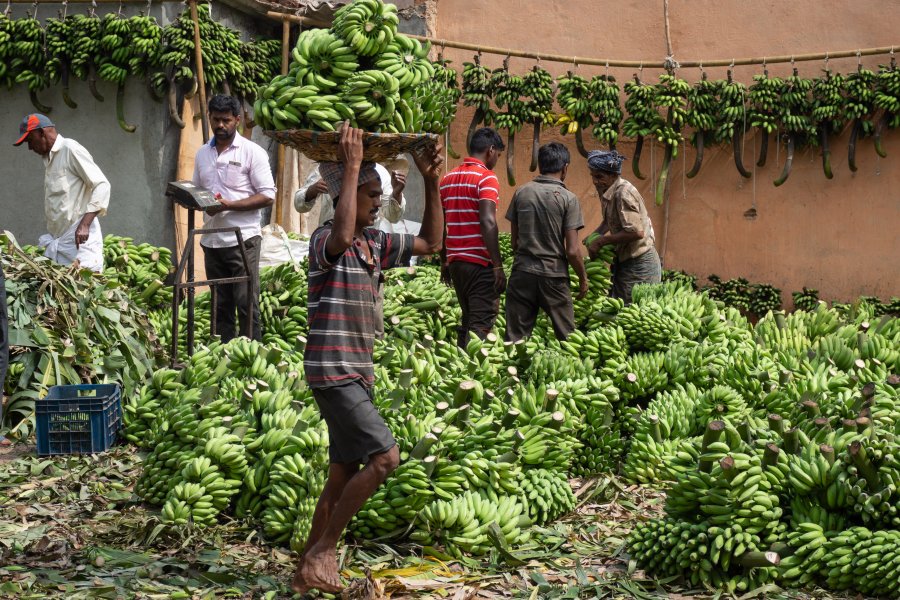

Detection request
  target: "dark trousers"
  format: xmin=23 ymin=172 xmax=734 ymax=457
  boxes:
xmin=449 ymin=261 xmax=499 ymax=348
xmin=0 ymin=265 xmax=7 ymax=430
xmin=504 ymin=270 xmax=576 ymax=342
xmin=203 ymin=235 xmax=262 ymax=342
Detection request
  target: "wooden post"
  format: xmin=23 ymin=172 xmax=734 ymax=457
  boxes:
xmin=189 ymin=0 xmax=209 ymax=143
xmin=273 ymin=19 xmax=292 ymax=226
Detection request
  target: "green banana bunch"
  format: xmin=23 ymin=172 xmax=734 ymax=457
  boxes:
xmin=375 ymin=33 xmax=433 ymax=90
xmin=748 ymin=72 xmax=783 ymax=135
xmin=778 ymin=70 xmax=816 ymax=137
xmin=341 ymin=69 xmax=401 ymax=128
xmin=11 ymin=16 xmax=48 ymax=95
xmin=822 ymin=527 xmax=900 ymax=596
xmin=102 ymin=235 xmax=174 ymax=310
xmin=461 ymin=58 xmax=494 ymax=135
xmin=292 ymin=28 xmax=358 ymax=90
xmin=0 ymin=13 xmax=14 ymax=87
xmin=556 ymin=72 xmax=593 ymax=129
xmin=332 ymin=0 xmax=398 ymax=57
xmin=874 ymin=60 xmax=900 ymax=150
xmin=588 ymin=74 xmax=623 ymax=147
xmin=520 ymin=468 xmax=575 ymax=523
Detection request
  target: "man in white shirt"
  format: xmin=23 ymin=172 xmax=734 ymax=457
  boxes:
xmin=294 ymin=160 xmax=408 ymax=233
xmin=193 ymin=95 xmax=276 ymax=342
xmin=14 ymin=113 xmax=110 ymax=272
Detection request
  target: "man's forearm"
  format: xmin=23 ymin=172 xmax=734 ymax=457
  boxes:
xmin=79 ymin=211 xmax=99 ymax=228
xmin=481 ymin=221 xmax=503 ymax=268
xmin=221 ymin=193 xmax=274 ymax=212
xmin=567 ymin=250 xmax=588 ymax=283
xmin=416 ymin=182 xmax=442 ymax=253
xmin=597 ymin=230 xmax=642 ymax=247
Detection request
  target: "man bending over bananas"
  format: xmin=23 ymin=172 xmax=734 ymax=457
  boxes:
xmin=293 ymin=121 xmax=444 ymax=594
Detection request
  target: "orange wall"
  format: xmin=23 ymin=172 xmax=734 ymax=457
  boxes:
xmin=434 ymin=0 xmax=900 ymax=303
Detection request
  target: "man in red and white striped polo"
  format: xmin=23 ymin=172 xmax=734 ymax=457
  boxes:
xmin=439 ymin=127 xmax=506 ymax=348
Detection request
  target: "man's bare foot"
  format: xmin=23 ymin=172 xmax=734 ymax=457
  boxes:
xmin=298 ymin=548 xmax=343 ymax=594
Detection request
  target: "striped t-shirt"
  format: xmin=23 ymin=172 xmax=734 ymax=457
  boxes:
xmin=304 ymin=223 xmax=414 ymax=389
xmin=439 ymin=157 xmax=500 ymax=266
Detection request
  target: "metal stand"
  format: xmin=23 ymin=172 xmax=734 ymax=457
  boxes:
xmin=169 ymin=208 xmax=253 ymax=367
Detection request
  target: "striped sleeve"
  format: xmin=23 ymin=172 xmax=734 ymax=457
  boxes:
xmin=380 ymin=232 xmax=415 ymax=270
xmin=478 ymin=172 xmax=500 ymax=203
xmin=311 ymin=227 xmax=337 ymax=270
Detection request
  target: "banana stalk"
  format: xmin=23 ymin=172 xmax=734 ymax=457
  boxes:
xmin=685 ymin=130 xmax=704 ymax=178
xmin=168 ymin=74 xmax=186 ymax=129
xmin=574 ymin=127 xmax=589 ymax=158
xmin=655 ymin=108 xmax=675 ymax=206
xmin=774 ymin=133 xmax=795 ymax=187
xmin=61 ymin=66 xmax=78 ymax=110
xmin=819 ymin=124 xmax=833 ymax=179
xmin=733 ymin=128 xmax=752 ymax=178
xmin=147 ymin=77 xmax=165 ymax=103
xmin=848 ymin=119 xmax=862 ymax=172
xmin=874 ymin=112 xmax=889 ymax=158
xmin=632 ymin=135 xmax=646 ymax=180
xmin=466 ymin=108 xmax=484 ymax=155
xmin=529 ymin=120 xmax=540 ymax=172
xmin=756 ymin=129 xmax=769 ymax=167
xmin=29 ymin=90 xmax=52 ymax=114
xmin=117 ymin=83 xmax=137 ymax=133
xmin=506 ymin=129 xmax=516 ymax=186
xmin=445 ymin=131 xmax=460 ymax=160
xmin=88 ymin=65 xmax=105 ymax=102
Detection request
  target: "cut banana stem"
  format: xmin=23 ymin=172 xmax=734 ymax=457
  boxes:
xmin=685 ymin=131 xmax=704 ymax=178
xmin=756 ymin=128 xmax=769 ymax=167
xmin=529 ymin=120 xmax=540 ymax=172
xmin=655 ymin=143 xmax=673 ymax=206
xmin=820 ymin=125 xmax=833 ymax=179
xmin=732 ymin=129 xmax=752 ymax=178
xmin=445 ymin=130 xmax=460 ymax=159
xmin=741 ymin=551 xmax=781 ymax=569
xmin=29 ymin=90 xmax=52 ymax=114
xmin=773 ymin=133 xmax=795 ymax=187
xmin=506 ymin=129 xmax=516 ymax=186
xmin=762 ymin=442 xmax=780 ymax=467
xmin=168 ymin=76 xmax=186 ymax=129
xmin=466 ymin=108 xmax=484 ymax=155
xmin=61 ymin=68 xmax=78 ymax=109
xmin=574 ymin=128 xmax=589 ymax=158
xmin=117 ymin=84 xmax=137 ymax=133
xmin=874 ymin=112 xmax=888 ymax=158
xmin=632 ymin=135 xmax=646 ymax=180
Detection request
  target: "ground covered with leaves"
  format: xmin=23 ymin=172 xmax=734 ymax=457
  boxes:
xmin=0 ymin=446 xmax=868 ymax=600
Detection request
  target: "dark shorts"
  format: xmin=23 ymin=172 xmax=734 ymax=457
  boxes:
xmin=504 ymin=270 xmax=575 ymax=342
xmin=312 ymin=379 xmax=396 ymax=465
xmin=448 ymin=260 xmax=500 ymax=347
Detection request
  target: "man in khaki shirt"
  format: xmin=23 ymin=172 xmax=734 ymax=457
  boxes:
xmin=14 ymin=114 xmax=110 ymax=272
xmin=584 ymin=150 xmax=661 ymax=303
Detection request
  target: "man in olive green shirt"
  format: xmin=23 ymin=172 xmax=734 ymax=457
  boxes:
xmin=504 ymin=143 xmax=588 ymax=341
xmin=584 ymin=150 xmax=661 ymax=304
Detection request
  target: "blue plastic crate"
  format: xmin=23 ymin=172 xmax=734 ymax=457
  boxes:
xmin=35 ymin=384 xmax=122 ymax=456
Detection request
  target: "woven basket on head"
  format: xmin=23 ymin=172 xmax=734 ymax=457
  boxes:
xmin=264 ymin=129 xmax=439 ymax=162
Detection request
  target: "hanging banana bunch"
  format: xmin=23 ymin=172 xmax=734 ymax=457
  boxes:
xmin=44 ymin=13 xmax=77 ymax=108
xmin=12 ymin=14 xmax=52 ymax=112
xmin=588 ymin=74 xmax=623 ymax=151
xmin=422 ymin=58 xmax=461 ymax=156
xmin=623 ymin=75 xmax=662 ymax=180
xmin=491 ymin=61 xmax=527 ymax=185
xmin=68 ymin=13 xmax=104 ymax=102
xmin=873 ymin=57 xmax=900 ymax=158
xmin=685 ymin=74 xmax=722 ymax=177
xmin=811 ymin=70 xmax=846 ymax=179
xmin=653 ymin=73 xmax=690 ymax=205
xmin=96 ymin=12 xmax=138 ymax=132
xmin=844 ymin=66 xmax=876 ymax=171
xmin=0 ymin=12 xmax=14 ymax=89
xmin=774 ymin=69 xmax=815 ymax=186
xmin=461 ymin=56 xmax=493 ymax=153
xmin=716 ymin=71 xmax=751 ymax=178
xmin=748 ymin=71 xmax=782 ymax=168
xmin=556 ymin=72 xmax=593 ymax=156
xmin=127 ymin=13 xmax=164 ymax=103
xmin=521 ymin=66 xmax=554 ymax=172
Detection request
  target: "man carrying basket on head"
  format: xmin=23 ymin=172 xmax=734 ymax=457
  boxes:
xmin=292 ymin=121 xmax=444 ymax=595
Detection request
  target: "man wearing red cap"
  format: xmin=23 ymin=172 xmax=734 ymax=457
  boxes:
xmin=14 ymin=113 xmax=110 ymax=272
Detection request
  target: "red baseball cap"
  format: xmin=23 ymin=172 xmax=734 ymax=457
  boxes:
xmin=14 ymin=113 xmax=55 ymax=146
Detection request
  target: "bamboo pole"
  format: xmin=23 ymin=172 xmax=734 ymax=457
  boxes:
xmin=189 ymin=0 xmax=209 ymax=144
xmin=273 ymin=19 xmax=292 ymax=227
xmin=266 ymin=11 xmax=898 ymax=70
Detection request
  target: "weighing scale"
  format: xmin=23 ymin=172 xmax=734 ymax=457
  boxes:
xmin=166 ymin=180 xmax=253 ymax=367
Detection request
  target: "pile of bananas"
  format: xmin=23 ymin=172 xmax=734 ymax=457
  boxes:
xmin=102 ymin=235 xmax=173 ymax=311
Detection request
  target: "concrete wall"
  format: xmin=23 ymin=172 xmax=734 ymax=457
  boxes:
xmin=434 ymin=0 xmax=900 ymax=303
xmin=0 ymin=2 xmax=279 ymax=252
